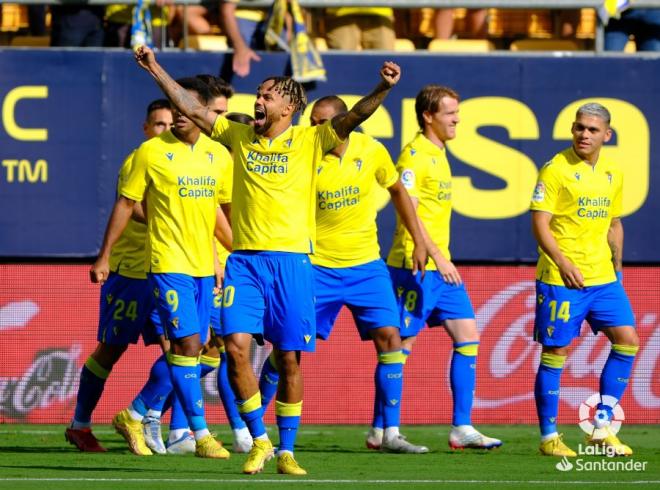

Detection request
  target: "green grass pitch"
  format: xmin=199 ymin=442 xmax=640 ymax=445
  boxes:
xmin=0 ymin=425 xmax=658 ymax=489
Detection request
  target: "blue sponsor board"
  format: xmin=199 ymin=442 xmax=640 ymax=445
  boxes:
xmin=0 ymin=50 xmax=658 ymax=260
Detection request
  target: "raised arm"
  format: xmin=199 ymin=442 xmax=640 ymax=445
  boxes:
xmin=134 ymin=46 xmax=217 ymax=135
xmin=388 ymin=180 xmax=427 ymax=276
xmin=331 ymin=61 xmax=400 ymax=140
xmin=531 ymin=210 xmax=584 ymax=289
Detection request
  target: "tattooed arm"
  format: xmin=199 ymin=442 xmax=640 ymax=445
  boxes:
xmin=608 ymin=217 xmax=624 ymax=272
xmin=331 ymin=61 xmax=401 ymax=140
xmin=134 ymin=46 xmax=216 ymax=135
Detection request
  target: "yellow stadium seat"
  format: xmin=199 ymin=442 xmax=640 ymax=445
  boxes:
xmin=427 ymin=39 xmax=495 ymax=53
xmin=10 ymin=35 xmax=49 ymax=47
xmin=180 ymin=35 xmax=228 ymax=51
xmin=624 ymin=40 xmax=636 ymax=53
xmin=510 ymin=38 xmax=580 ymax=51
xmin=395 ymin=38 xmax=416 ymax=52
xmin=1 ymin=4 xmax=29 ymax=32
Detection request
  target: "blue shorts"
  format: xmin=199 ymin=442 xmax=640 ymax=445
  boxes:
xmin=221 ymin=251 xmax=315 ymax=352
xmin=97 ymin=273 xmax=160 ymax=346
xmin=149 ymin=273 xmax=213 ymax=344
xmin=315 ymin=260 xmax=400 ymax=341
xmin=534 ymin=280 xmax=635 ymax=347
xmin=388 ymin=267 xmax=475 ymax=339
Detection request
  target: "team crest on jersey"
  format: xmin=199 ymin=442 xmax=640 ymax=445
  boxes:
xmin=207 ymin=152 xmax=214 ymax=163
xmin=317 ymin=166 xmax=323 ymax=175
xmin=575 ymin=172 xmax=581 ymax=181
xmin=404 ymin=317 xmax=411 ymax=327
xmin=171 ymin=317 xmax=180 ymax=329
xmin=106 ymin=294 xmax=114 ymax=304
xmin=166 ymin=152 xmax=174 ymax=161
xmin=153 ymin=288 xmax=159 ymax=298
xmin=113 ymin=326 xmax=120 ymax=336
xmin=605 ymin=171 xmax=613 ymax=184
xmin=304 ymin=335 xmax=311 ymax=344
xmin=537 ymin=293 xmax=545 ymax=305
xmin=355 ymin=159 xmax=363 ymax=171
xmin=410 ymin=149 xmax=416 ymax=156
xmin=401 ymin=169 xmax=415 ymax=190
xmin=397 ymin=286 xmax=404 ymax=297
xmin=532 ymin=182 xmax=545 ymax=202
xmin=547 ymin=326 xmax=555 ymax=337
xmin=285 ymin=139 xmax=293 ymax=148
xmin=431 ymin=158 xmax=437 ymax=165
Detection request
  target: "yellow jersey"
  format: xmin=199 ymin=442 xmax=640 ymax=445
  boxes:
xmin=530 ymin=147 xmax=622 ymax=286
xmin=120 ymin=131 xmax=232 ymax=276
xmin=211 ymin=117 xmax=342 ymax=253
xmin=312 ymin=132 xmax=397 ymax=268
xmin=327 ymin=8 xmax=393 ymax=20
xmin=215 ymin=151 xmax=233 ymax=267
xmin=109 ymin=150 xmax=148 ymax=280
xmin=387 ymin=133 xmax=452 ymax=270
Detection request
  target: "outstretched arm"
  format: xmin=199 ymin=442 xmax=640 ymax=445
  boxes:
xmin=331 ymin=61 xmax=400 ymax=140
xmin=134 ymin=46 xmax=217 ymax=135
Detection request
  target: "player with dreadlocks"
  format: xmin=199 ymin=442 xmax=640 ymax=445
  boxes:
xmin=134 ymin=45 xmax=411 ymax=475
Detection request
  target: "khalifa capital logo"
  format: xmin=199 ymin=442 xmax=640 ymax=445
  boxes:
xmin=578 ymin=393 xmax=625 ymax=439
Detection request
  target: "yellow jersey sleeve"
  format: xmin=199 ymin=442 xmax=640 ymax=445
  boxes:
xmin=374 ymin=141 xmax=398 ymax=189
xmin=109 ymin=150 xmax=148 ymax=280
xmin=119 ymin=142 xmax=151 ymax=202
xmin=611 ymin=171 xmax=623 ymax=218
xmin=530 ymin=161 xmax=562 ymax=214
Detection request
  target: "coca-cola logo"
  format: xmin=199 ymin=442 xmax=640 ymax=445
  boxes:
xmin=0 ymin=345 xmax=80 ymax=418
xmin=471 ymin=281 xmax=660 ymax=410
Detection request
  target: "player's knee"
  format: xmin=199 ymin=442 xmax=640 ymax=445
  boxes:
xmin=274 ymin=351 xmax=300 ymax=377
xmin=371 ymin=327 xmax=401 ymax=353
xmin=224 ymin=339 xmax=250 ymax=366
xmin=542 ymin=344 xmax=569 ymax=357
xmin=92 ymin=342 xmax=128 ymax=368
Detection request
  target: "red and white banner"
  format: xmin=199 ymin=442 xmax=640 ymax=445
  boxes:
xmin=0 ymin=265 xmax=658 ymax=425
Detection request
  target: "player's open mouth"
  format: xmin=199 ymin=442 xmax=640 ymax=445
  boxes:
xmin=254 ymin=108 xmax=267 ymax=127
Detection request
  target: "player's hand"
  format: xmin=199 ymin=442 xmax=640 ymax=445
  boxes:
xmin=558 ymin=260 xmax=584 ymax=289
xmin=213 ymin=264 xmax=225 ymax=296
xmin=380 ymin=61 xmax=401 ymax=88
xmin=411 ymin=243 xmax=428 ymax=279
xmin=90 ymin=258 xmax=110 ymax=284
xmin=134 ymin=45 xmax=158 ymax=72
xmin=435 ymin=256 xmax=462 ymax=286
xmin=233 ymin=45 xmax=261 ymax=78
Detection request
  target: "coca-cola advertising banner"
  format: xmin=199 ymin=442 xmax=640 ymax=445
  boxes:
xmin=0 ymin=265 xmax=658 ymax=425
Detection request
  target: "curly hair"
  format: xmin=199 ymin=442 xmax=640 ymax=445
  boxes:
xmin=261 ymin=76 xmax=308 ymax=113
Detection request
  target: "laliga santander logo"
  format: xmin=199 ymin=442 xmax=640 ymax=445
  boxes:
xmin=578 ymin=393 xmax=625 ymax=438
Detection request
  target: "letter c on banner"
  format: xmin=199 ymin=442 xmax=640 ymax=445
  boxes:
xmin=2 ymin=86 xmax=49 ymax=141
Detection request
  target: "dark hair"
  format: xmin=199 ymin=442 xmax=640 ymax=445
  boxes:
xmin=196 ymin=74 xmax=234 ymax=99
xmin=146 ymin=99 xmax=171 ymax=119
xmin=225 ymin=112 xmax=255 ymax=125
xmin=175 ymin=77 xmax=212 ymax=104
xmin=313 ymin=95 xmax=348 ymax=114
xmin=260 ymin=76 xmax=307 ymax=113
xmin=415 ymin=85 xmax=460 ymax=129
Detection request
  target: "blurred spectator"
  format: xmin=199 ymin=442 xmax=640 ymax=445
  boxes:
xmin=27 ymin=5 xmax=47 ymax=36
xmin=325 ymin=7 xmax=395 ymax=50
xmin=105 ymin=2 xmax=173 ymax=49
xmin=220 ymin=0 xmax=264 ymax=77
xmin=556 ymin=10 xmax=581 ymax=38
xmin=434 ymin=8 xmax=487 ymax=39
xmin=50 ymin=6 xmax=104 ymax=47
xmin=605 ymin=8 xmax=660 ymax=51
